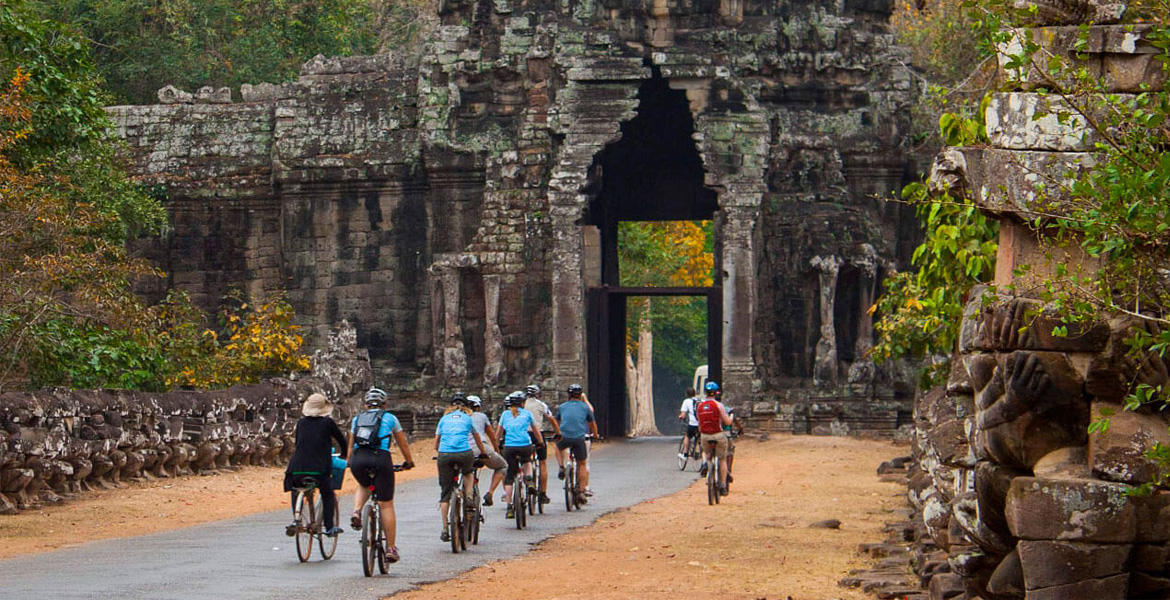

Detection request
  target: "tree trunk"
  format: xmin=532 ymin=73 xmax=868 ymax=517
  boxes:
xmin=626 ymin=300 xmax=660 ymax=437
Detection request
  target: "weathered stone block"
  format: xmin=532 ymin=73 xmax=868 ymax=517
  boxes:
xmin=1006 ymin=476 xmax=1135 ymax=543
xmin=1017 ymin=540 xmax=1131 ymax=590
xmin=986 ymin=93 xmax=1103 ymax=152
xmin=1023 ymin=573 xmax=1129 ymax=600
xmin=1089 ymin=404 xmax=1170 ymax=485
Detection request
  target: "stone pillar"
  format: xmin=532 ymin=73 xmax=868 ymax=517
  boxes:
xmin=439 ymin=266 xmax=467 ymax=384
xmin=549 ymin=208 xmax=586 ymax=387
xmin=848 ymin=246 xmax=878 ymax=384
xmin=810 ymin=254 xmax=842 ymax=387
xmin=719 ymin=204 xmax=758 ymax=401
xmin=483 ymin=274 xmax=505 ymax=387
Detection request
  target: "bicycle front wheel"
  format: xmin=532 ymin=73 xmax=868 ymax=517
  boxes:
xmin=318 ymin=495 xmax=339 ymax=560
xmin=468 ymin=484 xmax=482 ymax=545
xmin=361 ymin=504 xmax=377 ymax=577
xmin=295 ymin=491 xmax=314 ymax=562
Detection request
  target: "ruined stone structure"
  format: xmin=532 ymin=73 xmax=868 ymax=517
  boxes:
xmin=108 ymin=0 xmax=922 ymax=433
xmin=908 ymin=15 xmax=1170 ymax=600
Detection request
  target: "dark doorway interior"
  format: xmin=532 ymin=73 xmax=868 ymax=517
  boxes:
xmin=583 ymin=68 xmax=721 ymax=438
xmin=587 ymin=68 xmax=719 ymax=285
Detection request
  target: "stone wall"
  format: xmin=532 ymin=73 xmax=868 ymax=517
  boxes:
xmin=0 ymin=325 xmax=374 ymax=514
xmin=109 ymin=0 xmax=923 ymax=429
xmin=908 ymin=18 xmax=1170 ymax=600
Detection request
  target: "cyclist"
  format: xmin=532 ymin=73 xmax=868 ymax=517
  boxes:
xmin=696 ymin=381 xmax=734 ymax=496
xmin=523 ymin=384 xmax=562 ymax=505
xmin=348 ymin=387 xmax=415 ymax=563
xmin=554 ymin=384 xmax=598 ymax=503
xmin=468 ymin=395 xmax=508 ymax=506
xmin=497 ymin=390 xmax=543 ymax=519
xmin=284 ymin=393 xmax=348 ymax=537
xmin=677 ymin=387 xmax=701 ymax=460
xmin=434 ymin=393 xmax=488 ymax=542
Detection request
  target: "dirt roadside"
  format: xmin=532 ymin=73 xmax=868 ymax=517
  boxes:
xmin=0 ymin=434 xmax=908 ymax=600
xmin=391 ymin=434 xmax=907 ymax=600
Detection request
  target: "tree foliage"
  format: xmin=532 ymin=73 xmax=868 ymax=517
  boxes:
xmin=30 ymin=0 xmax=429 ymax=105
xmin=618 ymin=221 xmax=714 ymax=391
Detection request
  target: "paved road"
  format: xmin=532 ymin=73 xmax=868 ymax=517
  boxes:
xmin=1 ymin=438 xmax=694 ymax=600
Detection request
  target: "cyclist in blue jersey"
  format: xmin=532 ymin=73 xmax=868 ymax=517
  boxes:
xmin=434 ymin=393 xmax=487 ymax=542
xmin=496 ymin=390 xmax=543 ymax=519
xmin=554 ymin=384 xmax=598 ymax=503
xmin=348 ymin=388 xmax=415 ymax=563
xmin=467 ymin=395 xmax=508 ymax=506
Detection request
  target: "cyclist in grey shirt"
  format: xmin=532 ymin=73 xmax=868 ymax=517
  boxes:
xmin=468 ymin=395 xmax=508 ymax=506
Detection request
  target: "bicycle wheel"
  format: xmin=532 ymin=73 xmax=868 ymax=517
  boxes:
xmin=318 ymin=495 xmax=339 ymax=560
xmin=707 ymin=457 xmax=717 ymax=506
xmin=677 ymin=437 xmax=688 ymax=471
xmin=468 ymin=483 xmax=482 ymax=545
xmin=513 ymin=481 xmax=525 ymax=529
xmin=295 ymin=490 xmax=314 ymax=562
xmin=449 ymin=486 xmax=463 ymax=554
xmin=563 ymin=463 xmax=573 ymax=512
xmin=361 ymin=504 xmax=377 ymax=577
xmin=692 ymin=443 xmax=703 ymax=472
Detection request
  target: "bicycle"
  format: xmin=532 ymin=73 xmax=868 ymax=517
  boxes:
xmin=705 ymin=440 xmax=721 ymax=506
xmin=563 ymin=436 xmax=599 ymax=512
xmin=289 ymin=477 xmax=339 ymax=562
xmin=512 ymin=470 xmax=530 ymax=530
xmin=359 ymin=464 xmax=405 ymax=577
xmin=465 ymin=463 xmax=483 ymax=546
xmin=677 ymin=426 xmax=701 ymax=471
xmin=528 ymin=451 xmax=543 ymax=516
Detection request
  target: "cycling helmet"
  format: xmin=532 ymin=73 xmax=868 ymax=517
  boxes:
xmin=704 ymin=381 xmax=720 ymax=393
xmin=450 ymin=392 xmax=469 ymax=407
xmin=467 ymin=395 xmax=483 ymax=409
xmin=364 ymin=387 xmax=388 ymax=407
xmin=567 ymin=383 xmax=583 ymax=397
xmin=525 ymin=384 xmax=541 ymax=397
xmin=504 ymin=391 xmax=526 ymax=407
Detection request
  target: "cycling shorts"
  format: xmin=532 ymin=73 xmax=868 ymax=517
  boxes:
xmin=502 ymin=445 xmax=533 ymax=485
xmin=349 ymin=448 xmax=396 ymax=501
xmin=556 ymin=438 xmax=588 ymax=463
xmin=529 ymin=431 xmax=549 ymax=461
xmin=686 ymin=425 xmax=699 ymax=439
xmin=701 ymin=432 xmax=729 ymax=459
xmin=437 ymin=451 xmax=476 ymax=502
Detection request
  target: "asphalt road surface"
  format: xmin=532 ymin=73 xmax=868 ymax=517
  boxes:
xmin=2 ymin=437 xmax=695 ymax=600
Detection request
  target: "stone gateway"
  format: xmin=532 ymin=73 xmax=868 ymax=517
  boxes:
xmin=109 ymin=0 xmax=921 ymax=432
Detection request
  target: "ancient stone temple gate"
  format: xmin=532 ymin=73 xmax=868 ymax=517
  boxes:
xmin=110 ymin=0 xmax=921 ymax=432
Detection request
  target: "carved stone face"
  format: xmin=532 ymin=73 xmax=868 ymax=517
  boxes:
xmin=967 ymin=351 xmax=1088 ymax=468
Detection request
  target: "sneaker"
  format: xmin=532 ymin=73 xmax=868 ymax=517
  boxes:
xmin=574 ymin=490 xmax=588 ymax=505
xmin=727 ymin=473 xmax=734 ymax=484
xmin=440 ymin=530 xmax=451 ymax=542
xmin=584 ymin=488 xmax=594 ymax=497
xmin=557 ymin=467 xmax=566 ymax=480
xmin=720 ymin=484 xmax=729 ymax=496
xmin=325 ymin=526 xmax=344 ymax=537
xmin=698 ymin=462 xmax=708 ymax=477
xmin=677 ymin=453 xmax=686 ymax=459
xmin=285 ymin=522 xmax=298 ymax=537
xmin=539 ymin=492 xmax=551 ymax=504
xmin=350 ymin=513 xmax=362 ymax=531
xmin=385 ymin=546 xmax=400 ymax=563
xmin=483 ymin=492 xmax=494 ymax=507
xmin=505 ymin=504 xmax=515 ymax=519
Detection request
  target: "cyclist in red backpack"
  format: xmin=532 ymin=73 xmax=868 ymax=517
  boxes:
xmin=696 ymin=381 xmax=734 ymax=496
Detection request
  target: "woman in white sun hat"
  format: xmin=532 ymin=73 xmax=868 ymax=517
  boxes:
xmin=284 ymin=392 xmax=348 ymax=537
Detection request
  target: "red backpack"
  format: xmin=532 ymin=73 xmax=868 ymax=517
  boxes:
xmin=696 ymin=399 xmax=723 ymax=434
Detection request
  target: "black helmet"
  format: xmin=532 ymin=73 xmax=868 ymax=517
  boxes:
xmin=525 ymin=384 xmax=541 ymax=397
xmin=364 ymin=387 xmax=388 ymax=407
xmin=504 ymin=391 xmax=526 ymax=407
xmin=450 ymin=392 xmax=468 ymax=407
xmin=567 ymin=384 xmax=583 ymax=397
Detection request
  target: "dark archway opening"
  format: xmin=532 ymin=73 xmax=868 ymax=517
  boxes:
xmin=584 ymin=68 xmax=721 ymax=438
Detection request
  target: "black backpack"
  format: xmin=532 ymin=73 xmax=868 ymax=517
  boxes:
xmin=353 ymin=410 xmax=386 ymax=449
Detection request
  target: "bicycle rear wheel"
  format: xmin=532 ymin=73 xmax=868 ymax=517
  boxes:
xmin=317 ymin=495 xmax=339 ymax=560
xmin=563 ymin=463 xmax=573 ymax=512
xmin=361 ymin=504 xmax=377 ymax=577
xmin=449 ymin=488 xmax=463 ymax=554
xmin=295 ymin=490 xmax=314 ymax=562
xmin=468 ymin=483 xmax=482 ymax=545
xmin=677 ymin=437 xmax=688 ymax=471
xmin=707 ymin=457 xmax=717 ymax=506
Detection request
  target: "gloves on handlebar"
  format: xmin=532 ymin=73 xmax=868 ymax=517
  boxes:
xmin=401 ymin=460 xmax=415 ymax=470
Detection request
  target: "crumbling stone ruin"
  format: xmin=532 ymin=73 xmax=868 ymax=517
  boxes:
xmin=907 ymin=13 xmax=1170 ymax=600
xmin=106 ymin=0 xmax=923 ymax=434
xmin=0 ymin=325 xmax=375 ymax=514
